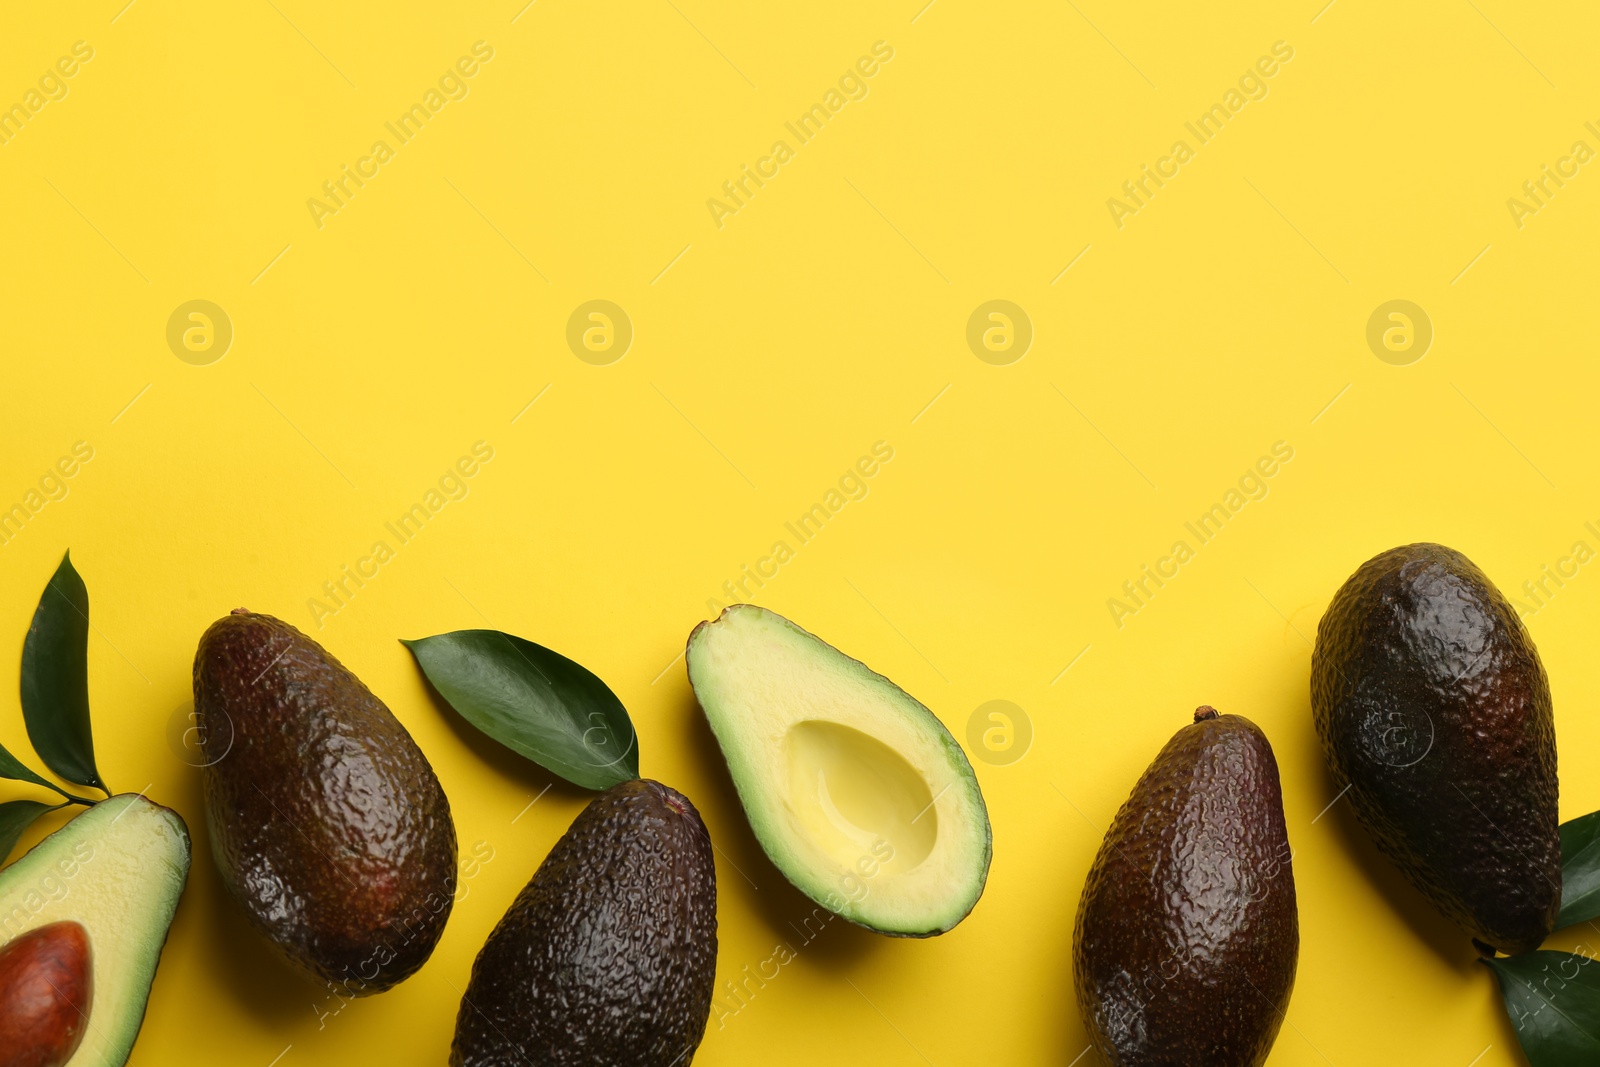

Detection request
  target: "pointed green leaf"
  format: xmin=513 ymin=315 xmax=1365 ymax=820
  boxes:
xmin=1489 ymin=952 xmax=1600 ymax=1065
xmin=403 ymin=630 xmax=639 ymax=791
xmin=0 ymin=799 xmax=61 ymax=867
xmin=0 ymin=743 xmax=58 ymax=792
xmin=20 ymin=551 xmax=105 ymax=791
xmin=1558 ymin=811 xmax=1600 ymax=929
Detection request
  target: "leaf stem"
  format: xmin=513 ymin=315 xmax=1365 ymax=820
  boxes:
xmin=41 ymin=779 xmax=98 ymax=806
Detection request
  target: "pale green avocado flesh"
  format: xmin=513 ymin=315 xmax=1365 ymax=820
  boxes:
xmin=687 ymin=605 xmax=991 ymax=936
xmin=0 ymin=795 xmax=191 ymax=1067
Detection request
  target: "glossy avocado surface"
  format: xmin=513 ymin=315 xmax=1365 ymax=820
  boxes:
xmin=1312 ymin=543 xmax=1560 ymax=954
xmin=1074 ymin=709 xmax=1298 ymax=1067
xmin=452 ymin=778 xmax=717 ymax=1067
xmin=195 ymin=610 xmax=458 ymax=993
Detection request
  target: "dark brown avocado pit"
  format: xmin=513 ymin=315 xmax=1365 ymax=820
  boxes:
xmin=0 ymin=921 xmax=93 ymax=1067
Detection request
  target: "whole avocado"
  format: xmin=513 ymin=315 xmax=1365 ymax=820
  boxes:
xmin=1074 ymin=708 xmax=1298 ymax=1067
xmin=194 ymin=610 xmax=457 ymax=993
xmin=1312 ymin=543 xmax=1560 ymax=954
xmin=452 ymin=778 xmax=717 ymax=1067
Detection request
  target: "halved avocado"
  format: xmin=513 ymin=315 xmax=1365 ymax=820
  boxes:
xmin=686 ymin=605 xmax=991 ymax=936
xmin=0 ymin=795 xmax=190 ymax=1067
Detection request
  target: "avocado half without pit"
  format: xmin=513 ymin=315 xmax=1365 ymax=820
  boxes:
xmin=686 ymin=605 xmax=991 ymax=937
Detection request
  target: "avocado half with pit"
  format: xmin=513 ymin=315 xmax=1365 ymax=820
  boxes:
xmin=687 ymin=605 xmax=991 ymax=936
xmin=0 ymin=795 xmax=191 ymax=1067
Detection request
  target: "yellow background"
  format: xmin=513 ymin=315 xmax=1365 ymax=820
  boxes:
xmin=0 ymin=1 xmax=1595 ymax=1064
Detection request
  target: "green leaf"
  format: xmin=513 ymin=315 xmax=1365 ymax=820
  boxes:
xmin=0 ymin=743 xmax=59 ymax=793
xmin=0 ymin=799 xmax=62 ymax=867
xmin=403 ymin=630 xmax=639 ymax=791
xmin=20 ymin=551 xmax=106 ymax=792
xmin=1559 ymin=811 xmax=1600 ymax=929
xmin=1489 ymin=951 xmax=1600 ymax=1065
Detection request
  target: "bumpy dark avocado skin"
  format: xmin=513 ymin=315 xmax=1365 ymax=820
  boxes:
xmin=452 ymin=779 xmax=717 ymax=1067
xmin=1074 ymin=709 xmax=1298 ymax=1067
xmin=1312 ymin=543 xmax=1560 ymax=955
xmin=194 ymin=610 xmax=457 ymax=994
